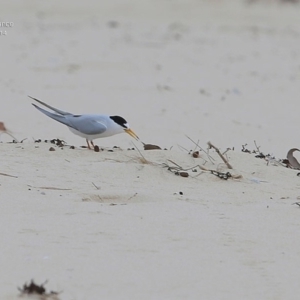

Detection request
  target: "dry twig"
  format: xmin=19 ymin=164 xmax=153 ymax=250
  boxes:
xmin=27 ymin=185 xmax=71 ymax=190
xmin=92 ymin=182 xmax=100 ymax=190
xmin=0 ymin=172 xmax=18 ymax=178
xmin=207 ymin=141 xmax=233 ymax=169
xmin=254 ymin=140 xmax=261 ymax=152
xmin=185 ymin=135 xmax=215 ymax=163
xmin=127 ymin=193 xmax=138 ymax=201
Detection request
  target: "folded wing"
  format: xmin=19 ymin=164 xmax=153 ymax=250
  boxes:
xmin=32 ymin=103 xmax=107 ymax=135
xmin=68 ymin=115 xmax=107 ymax=135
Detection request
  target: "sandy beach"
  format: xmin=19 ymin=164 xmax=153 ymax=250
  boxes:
xmin=2 ymin=1 xmax=300 ymax=299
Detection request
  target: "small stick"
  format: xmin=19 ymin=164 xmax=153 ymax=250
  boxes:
xmin=167 ymin=159 xmax=183 ymax=168
xmin=0 ymin=131 xmax=18 ymax=142
xmin=186 ymin=135 xmax=215 ymax=163
xmin=177 ymin=144 xmax=190 ymax=153
xmin=222 ymin=148 xmax=231 ymax=155
xmin=198 ymin=165 xmax=210 ymax=171
xmin=27 ymin=184 xmax=71 ymax=190
xmin=131 ymin=142 xmax=149 ymax=163
xmin=92 ymin=182 xmax=100 ymax=190
xmin=207 ymin=141 xmax=233 ymax=169
xmin=0 ymin=172 xmax=18 ymax=178
xmin=127 ymin=192 xmax=138 ymax=201
xmin=191 ymin=139 xmax=200 ymax=152
xmin=254 ymin=140 xmax=260 ymax=152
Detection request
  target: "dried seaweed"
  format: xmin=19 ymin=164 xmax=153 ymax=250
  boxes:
xmin=241 ymin=144 xmax=251 ymax=153
xmin=19 ymin=280 xmax=47 ymax=294
xmin=18 ymin=280 xmax=60 ymax=298
xmin=163 ymin=157 xmax=242 ymax=180
xmin=241 ymin=141 xmax=287 ymax=167
xmin=211 ymin=170 xmax=232 ymax=180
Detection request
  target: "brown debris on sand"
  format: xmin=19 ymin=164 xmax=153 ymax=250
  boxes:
xmin=144 ymin=144 xmax=162 ymax=150
xmin=18 ymin=280 xmax=61 ymax=299
xmin=0 ymin=122 xmax=18 ymax=141
xmin=0 ymin=122 xmax=6 ymax=132
xmin=192 ymin=151 xmax=199 ymax=158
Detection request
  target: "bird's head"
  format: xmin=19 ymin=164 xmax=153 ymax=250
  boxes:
xmin=110 ymin=116 xmax=139 ymax=141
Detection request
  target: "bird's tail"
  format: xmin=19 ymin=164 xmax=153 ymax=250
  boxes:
xmin=32 ymin=103 xmax=74 ymax=128
xmin=28 ymin=96 xmax=72 ymax=116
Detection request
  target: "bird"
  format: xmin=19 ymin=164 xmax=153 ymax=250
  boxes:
xmin=29 ymin=96 xmax=139 ymax=149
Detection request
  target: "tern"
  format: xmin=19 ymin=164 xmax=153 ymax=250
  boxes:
xmin=29 ymin=96 xmax=139 ymax=149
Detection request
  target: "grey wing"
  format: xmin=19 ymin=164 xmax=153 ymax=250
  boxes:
xmin=67 ymin=115 xmax=107 ymax=135
xmin=29 ymin=96 xmax=72 ymax=115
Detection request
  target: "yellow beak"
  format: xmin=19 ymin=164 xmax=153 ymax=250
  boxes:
xmin=125 ymin=128 xmax=139 ymax=141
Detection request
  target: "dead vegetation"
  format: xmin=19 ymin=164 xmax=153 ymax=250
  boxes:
xmin=0 ymin=172 xmax=17 ymax=178
xmin=207 ymin=141 xmax=233 ymax=169
xmin=18 ymin=280 xmax=61 ymax=299
xmin=3 ymin=131 xmax=300 ymax=182
xmin=0 ymin=122 xmax=18 ymax=142
xmin=143 ymin=143 xmax=162 ymax=150
xmin=159 ymin=138 xmax=242 ymax=180
xmin=163 ymin=158 xmax=242 ymax=180
xmin=241 ymin=141 xmax=300 ymax=171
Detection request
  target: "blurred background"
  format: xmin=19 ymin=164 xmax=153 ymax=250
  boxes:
xmin=1 ymin=0 xmax=300 ymax=156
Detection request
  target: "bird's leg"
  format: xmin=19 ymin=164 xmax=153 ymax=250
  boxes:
xmin=90 ymin=140 xmax=95 ymax=149
xmin=86 ymin=139 xmax=92 ymax=149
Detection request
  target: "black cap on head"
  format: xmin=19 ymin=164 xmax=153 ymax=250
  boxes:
xmin=110 ymin=116 xmax=128 ymax=128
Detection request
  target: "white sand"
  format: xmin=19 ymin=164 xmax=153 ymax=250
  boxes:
xmin=2 ymin=1 xmax=300 ymax=299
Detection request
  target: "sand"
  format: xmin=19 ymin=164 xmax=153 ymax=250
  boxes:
xmin=1 ymin=1 xmax=300 ymax=299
